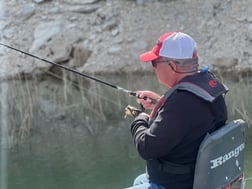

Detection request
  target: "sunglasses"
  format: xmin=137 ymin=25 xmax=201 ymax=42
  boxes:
xmin=151 ymin=60 xmax=168 ymax=68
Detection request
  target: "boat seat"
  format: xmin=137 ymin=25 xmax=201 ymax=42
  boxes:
xmin=193 ymin=119 xmax=246 ymax=189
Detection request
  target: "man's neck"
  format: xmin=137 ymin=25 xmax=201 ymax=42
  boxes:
xmin=173 ymin=72 xmax=198 ymax=86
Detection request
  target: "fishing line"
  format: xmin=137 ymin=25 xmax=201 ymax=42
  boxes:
xmin=0 ymin=42 xmax=156 ymax=103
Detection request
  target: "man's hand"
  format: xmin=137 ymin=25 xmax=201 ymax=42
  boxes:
xmin=124 ymin=105 xmax=143 ymax=118
xmin=136 ymin=91 xmax=161 ymax=110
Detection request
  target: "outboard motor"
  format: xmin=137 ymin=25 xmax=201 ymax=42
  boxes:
xmin=193 ymin=119 xmax=246 ymax=189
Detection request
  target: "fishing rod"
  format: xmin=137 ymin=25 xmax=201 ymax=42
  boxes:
xmin=0 ymin=42 xmax=156 ymax=103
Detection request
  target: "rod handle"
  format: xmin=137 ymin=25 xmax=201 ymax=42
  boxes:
xmin=130 ymin=92 xmax=157 ymax=104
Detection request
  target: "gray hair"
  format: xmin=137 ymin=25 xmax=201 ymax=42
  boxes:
xmin=160 ymin=57 xmax=199 ymax=73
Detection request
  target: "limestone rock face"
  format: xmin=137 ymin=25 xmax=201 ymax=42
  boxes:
xmin=0 ymin=0 xmax=251 ymax=79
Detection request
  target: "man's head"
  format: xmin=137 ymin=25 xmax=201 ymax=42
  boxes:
xmin=140 ymin=32 xmax=199 ymax=87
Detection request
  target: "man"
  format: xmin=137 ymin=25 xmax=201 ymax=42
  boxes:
xmin=125 ymin=32 xmax=228 ymax=189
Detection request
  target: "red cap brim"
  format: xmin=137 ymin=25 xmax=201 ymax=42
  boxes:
xmin=140 ymin=51 xmax=159 ymax=62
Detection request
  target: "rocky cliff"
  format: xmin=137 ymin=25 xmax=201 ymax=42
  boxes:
xmin=0 ymin=0 xmax=252 ymax=80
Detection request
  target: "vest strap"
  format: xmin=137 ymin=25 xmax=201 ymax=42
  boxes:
xmin=164 ymin=82 xmax=227 ymax=103
xmin=151 ymin=159 xmax=193 ymax=174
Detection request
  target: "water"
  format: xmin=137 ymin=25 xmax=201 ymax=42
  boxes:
xmin=0 ymin=73 xmax=251 ymax=189
xmin=0 ymin=79 xmax=8 ymax=189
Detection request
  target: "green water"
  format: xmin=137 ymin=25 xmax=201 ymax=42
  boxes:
xmin=0 ymin=73 xmax=251 ymax=189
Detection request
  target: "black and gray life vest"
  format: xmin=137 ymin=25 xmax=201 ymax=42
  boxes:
xmin=148 ymin=72 xmax=229 ymax=175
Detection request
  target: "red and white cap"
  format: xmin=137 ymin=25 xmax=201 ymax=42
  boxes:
xmin=140 ymin=32 xmax=198 ymax=62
